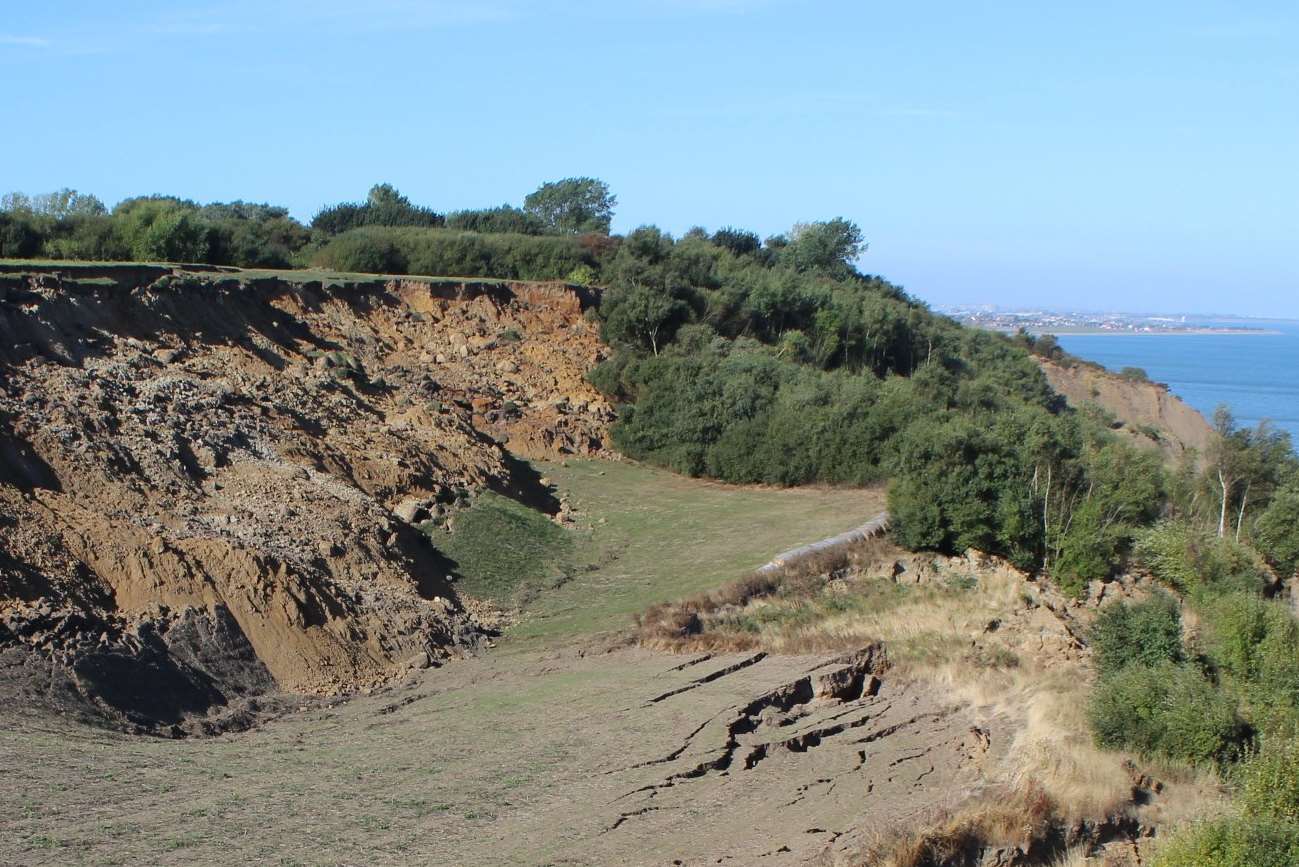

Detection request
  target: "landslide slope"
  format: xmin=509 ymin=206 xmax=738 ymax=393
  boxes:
xmin=0 ymin=263 xmax=612 ymax=731
xmin=1037 ymin=357 xmax=1213 ymax=462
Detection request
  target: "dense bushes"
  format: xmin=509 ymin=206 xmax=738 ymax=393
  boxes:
xmin=1240 ymin=734 xmax=1299 ymax=823
xmin=1088 ymin=660 xmax=1246 ymax=764
xmin=1090 ymin=593 xmax=1183 ymax=675
xmin=310 ymin=183 xmax=443 ymax=234
xmin=0 ymin=192 xmax=313 ymax=267
xmin=308 ymin=227 xmax=592 ymax=281
xmin=1152 ymin=816 xmax=1299 ymax=867
xmin=587 ymin=219 xmax=1171 ymax=575
xmin=1256 ymin=479 xmax=1299 ymax=576
xmin=310 ymin=229 xmax=408 ymax=274
xmin=1135 ymin=521 xmax=1267 ymax=596
xmin=0 ymin=177 xmax=616 ymax=273
xmin=888 ymin=410 xmax=1049 ymax=569
xmin=1152 ymin=734 xmax=1299 ymax=866
xmin=446 ymin=205 xmax=547 ymax=235
xmin=1085 ymin=593 xmax=1251 ymax=765
xmin=1199 ymin=592 xmax=1299 ymax=728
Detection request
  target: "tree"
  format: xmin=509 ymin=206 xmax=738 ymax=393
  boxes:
xmin=1207 ymin=408 xmax=1295 ymax=540
xmin=601 ymin=284 xmax=687 ymax=355
xmin=32 ymin=188 xmax=106 ymax=219
xmin=711 ymin=227 xmax=761 ymax=257
xmin=782 ymin=218 xmax=865 ymax=277
xmin=136 ymin=208 xmax=209 ymax=262
xmin=1256 ymin=480 xmax=1299 ymax=576
xmin=523 ymin=177 xmax=616 ymax=235
xmin=311 ymin=184 xmax=442 ymax=234
xmin=1210 ymin=407 xmax=1250 ymax=538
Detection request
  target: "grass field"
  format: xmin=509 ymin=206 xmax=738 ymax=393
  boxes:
xmin=497 ymin=459 xmax=885 ymax=643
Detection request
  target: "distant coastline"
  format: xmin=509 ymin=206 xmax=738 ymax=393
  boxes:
xmin=1012 ymin=327 xmax=1284 ymax=336
xmin=943 ymin=306 xmax=1289 ymax=337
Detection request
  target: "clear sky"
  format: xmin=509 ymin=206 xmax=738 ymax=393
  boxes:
xmin=4 ymin=1 xmax=1297 ymax=316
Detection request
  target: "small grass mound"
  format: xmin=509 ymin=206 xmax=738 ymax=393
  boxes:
xmin=427 ymin=492 xmax=575 ymax=605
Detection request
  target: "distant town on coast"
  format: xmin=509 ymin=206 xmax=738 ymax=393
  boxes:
xmin=942 ymin=305 xmax=1287 ymax=335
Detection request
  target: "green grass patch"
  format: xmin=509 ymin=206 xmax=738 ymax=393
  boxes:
xmin=427 ymin=492 xmax=575 ymax=604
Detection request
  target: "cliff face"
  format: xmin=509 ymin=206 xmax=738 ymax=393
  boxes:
xmin=1037 ymin=358 xmax=1212 ymax=462
xmin=0 ymin=265 xmax=612 ymax=731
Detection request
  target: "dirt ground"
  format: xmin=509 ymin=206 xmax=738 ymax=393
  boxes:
xmin=4 ymin=462 xmax=962 ymax=867
xmin=1 ymin=644 xmax=1000 ymax=867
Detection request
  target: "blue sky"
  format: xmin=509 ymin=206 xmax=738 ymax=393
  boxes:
xmin=4 ymin=1 xmax=1296 ymax=316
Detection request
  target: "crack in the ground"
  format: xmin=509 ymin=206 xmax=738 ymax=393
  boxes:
xmin=606 ymin=708 xmax=728 ymax=775
xmin=662 ymin=653 xmax=716 ymax=674
xmin=644 ymin=652 xmax=768 ymax=705
xmin=608 ymin=650 xmax=906 ymax=833
xmin=848 ymin=707 xmax=957 ymax=748
xmin=605 ymin=805 xmax=661 ymax=832
xmin=742 ymin=705 xmax=880 ymax=771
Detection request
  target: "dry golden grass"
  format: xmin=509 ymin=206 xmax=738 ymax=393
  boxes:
xmin=636 ymin=539 xmax=1181 ymax=854
xmin=635 ymin=533 xmax=898 ymax=652
xmin=858 ymin=782 xmax=1059 ymax=867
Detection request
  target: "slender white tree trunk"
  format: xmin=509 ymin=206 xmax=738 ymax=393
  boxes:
xmin=1235 ymin=483 xmax=1250 ymax=543
xmin=1218 ymin=469 xmax=1229 ymax=538
xmin=1042 ymin=463 xmax=1052 ymax=570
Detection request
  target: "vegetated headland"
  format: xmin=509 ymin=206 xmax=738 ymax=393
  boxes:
xmin=3 ymin=180 xmax=1299 ymax=867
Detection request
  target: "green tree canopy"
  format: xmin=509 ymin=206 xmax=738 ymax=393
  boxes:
xmin=523 ymin=177 xmax=616 ymax=235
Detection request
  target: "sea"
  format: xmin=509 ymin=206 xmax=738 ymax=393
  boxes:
xmin=1055 ymin=320 xmax=1299 ymax=443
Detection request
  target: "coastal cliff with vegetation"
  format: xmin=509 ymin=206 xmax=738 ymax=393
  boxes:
xmin=1036 ymin=357 xmax=1213 ymax=461
xmin=3 ymin=181 xmax=1299 ymax=866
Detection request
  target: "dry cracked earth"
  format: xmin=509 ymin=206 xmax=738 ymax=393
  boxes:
xmin=3 ymin=643 xmax=1003 ymax=866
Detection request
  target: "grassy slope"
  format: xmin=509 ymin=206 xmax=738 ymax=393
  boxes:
xmin=502 ymin=459 xmax=885 ymax=643
xmin=426 ymin=492 xmax=576 ymax=605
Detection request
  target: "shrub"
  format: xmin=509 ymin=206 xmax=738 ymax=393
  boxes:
xmin=566 ymin=263 xmax=598 ymax=286
xmin=310 ymin=226 xmax=590 ymax=281
xmin=1119 ymin=366 xmax=1150 ymax=382
xmin=1255 ymin=480 xmax=1299 ymax=577
xmin=135 ymin=209 xmax=210 ymax=262
xmin=1151 ymin=817 xmax=1299 ymax=867
xmin=1199 ymin=592 xmax=1299 ymax=723
xmin=311 ymin=183 xmax=443 ymax=234
xmin=0 ymin=213 xmax=45 ymax=257
xmin=1088 ymin=661 xmax=1247 ymax=764
xmin=1090 ymin=594 xmax=1183 ymax=676
xmin=446 ymin=205 xmax=546 ymax=236
xmin=1135 ymin=521 xmax=1267 ymax=595
xmin=311 ymin=229 xmax=407 ymax=274
xmin=1240 ymin=734 xmax=1299 ymax=823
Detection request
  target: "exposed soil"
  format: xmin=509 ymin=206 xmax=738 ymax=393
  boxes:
xmin=0 ymin=642 xmax=1013 ymax=866
xmin=1037 ymin=358 xmax=1212 ymax=462
xmin=0 ymin=265 xmax=613 ymax=730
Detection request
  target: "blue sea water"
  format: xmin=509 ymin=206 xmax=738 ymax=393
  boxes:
xmin=1056 ymin=322 xmax=1299 ymax=443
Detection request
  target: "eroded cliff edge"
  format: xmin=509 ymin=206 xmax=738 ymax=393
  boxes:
xmin=0 ymin=265 xmax=612 ymax=732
